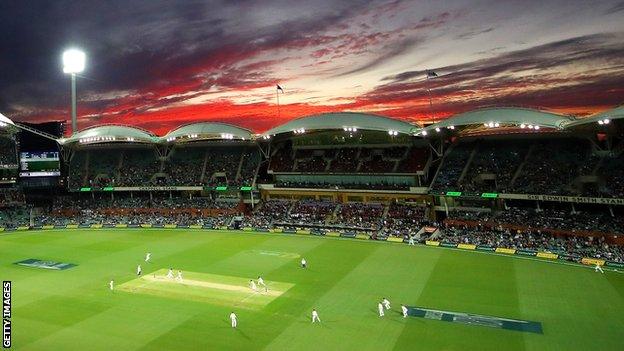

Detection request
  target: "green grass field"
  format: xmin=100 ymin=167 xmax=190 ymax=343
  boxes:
xmin=1 ymin=229 xmax=623 ymax=350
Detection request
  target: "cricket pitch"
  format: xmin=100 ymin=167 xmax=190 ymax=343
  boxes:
xmin=117 ymin=269 xmax=294 ymax=309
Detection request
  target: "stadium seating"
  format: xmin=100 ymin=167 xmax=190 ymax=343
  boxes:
xmin=460 ymin=140 xmax=530 ymax=193
xmin=269 ymin=144 xmax=428 ymax=174
xmin=381 ymin=203 xmax=428 ymax=237
xmin=0 ymin=137 xmax=17 ymax=166
xmin=438 ymin=226 xmax=624 ymax=263
xmin=431 ymin=141 xmax=476 ymax=191
xmin=67 ymin=144 xmax=260 ymax=188
xmin=511 ymin=139 xmax=591 ymax=195
xmin=335 ymin=202 xmax=385 ymax=229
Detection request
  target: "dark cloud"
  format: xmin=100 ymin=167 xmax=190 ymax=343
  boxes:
xmin=361 ymin=32 xmax=624 ymax=116
xmin=0 ymin=0 xmax=376 ymax=116
xmin=1 ymin=0 xmax=623 ymax=132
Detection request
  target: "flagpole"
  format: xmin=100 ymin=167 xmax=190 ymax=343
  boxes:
xmin=276 ymin=87 xmax=281 ymax=119
xmin=426 ymin=75 xmax=434 ymax=124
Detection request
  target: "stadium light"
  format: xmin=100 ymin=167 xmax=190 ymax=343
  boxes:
xmin=435 ymin=127 xmax=441 ymax=132
xmin=421 ymin=130 xmax=427 ymax=136
xmin=62 ymin=48 xmax=86 ymax=135
xmin=448 ymin=125 xmax=455 ymax=130
xmin=62 ymin=49 xmax=86 ymax=74
xmin=520 ymin=123 xmax=526 ymax=129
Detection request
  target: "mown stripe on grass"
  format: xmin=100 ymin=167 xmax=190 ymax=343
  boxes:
xmin=265 ymin=244 xmax=441 ymax=351
xmin=141 ymin=238 xmax=379 ymax=350
xmin=514 ymin=259 xmax=624 ymax=351
xmin=393 ymin=249 xmax=525 ymax=351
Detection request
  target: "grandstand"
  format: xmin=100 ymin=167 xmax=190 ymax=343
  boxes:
xmin=0 ymin=114 xmax=18 ymax=184
xmin=2 ymin=106 xmax=624 ymax=351
xmin=2 ymin=107 xmax=624 ymax=263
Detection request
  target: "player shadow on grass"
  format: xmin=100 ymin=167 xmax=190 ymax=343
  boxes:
xmin=224 ymin=320 xmax=251 ymax=340
xmin=368 ymin=308 xmax=406 ymax=322
xmin=295 ymin=319 xmax=334 ymax=329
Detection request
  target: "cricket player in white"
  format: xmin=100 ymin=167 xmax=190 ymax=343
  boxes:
xmin=145 ymin=252 xmax=151 ymax=262
xmin=167 ymin=268 xmax=174 ymax=279
xmin=109 ymin=280 xmax=114 ymax=291
xmin=408 ymin=235 xmax=415 ymax=246
xmin=595 ymin=264 xmax=604 ymax=273
xmin=250 ymin=279 xmax=257 ymax=292
xmin=176 ymin=270 xmax=183 ymax=281
xmin=311 ymin=309 xmax=320 ymax=323
xmin=301 ymin=258 xmax=307 ymax=268
xmin=137 ymin=264 xmax=142 ymax=276
xmin=230 ymin=312 xmax=237 ymax=328
xmin=401 ymin=305 xmax=408 ymax=318
xmin=378 ymin=302 xmax=385 ymax=317
xmin=257 ymin=276 xmax=267 ymax=292
xmin=382 ymin=298 xmax=391 ymax=310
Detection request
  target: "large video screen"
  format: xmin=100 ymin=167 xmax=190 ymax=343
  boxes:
xmin=19 ymin=151 xmax=61 ymax=177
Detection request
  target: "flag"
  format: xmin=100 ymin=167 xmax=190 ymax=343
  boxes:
xmin=276 ymin=84 xmax=284 ymax=93
xmin=426 ymin=70 xmax=438 ymax=78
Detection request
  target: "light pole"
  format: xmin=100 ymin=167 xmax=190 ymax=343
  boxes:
xmin=62 ymin=49 xmax=86 ymax=135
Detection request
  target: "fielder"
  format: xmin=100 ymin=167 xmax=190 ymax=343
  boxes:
xmin=250 ymin=279 xmax=257 ymax=292
xmin=145 ymin=252 xmax=151 ymax=262
xmin=167 ymin=268 xmax=174 ymax=279
xmin=401 ymin=305 xmax=408 ymax=318
xmin=137 ymin=264 xmax=142 ymax=276
xmin=311 ymin=309 xmax=320 ymax=323
xmin=408 ymin=235 xmax=415 ymax=246
xmin=176 ymin=270 xmax=183 ymax=281
xmin=378 ymin=302 xmax=385 ymax=317
xmin=109 ymin=280 xmax=114 ymax=292
xmin=301 ymin=258 xmax=307 ymax=269
xmin=257 ymin=276 xmax=268 ymax=292
xmin=382 ymin=297 xmax=391 ymax=310
xmin=595 ymin=264 xmax=604 ymax=273
xmin=230 ymin=312 xmax=237 ymax=328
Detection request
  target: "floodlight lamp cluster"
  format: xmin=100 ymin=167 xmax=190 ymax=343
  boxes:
xmin=62 ymin=49 xmax=86 ymax=74
xmin=343 ymin=126 xmax=358 ymax=132
xmin=597 ymin=118 xmax=610 ymax=125
xmin=388 ymin=130 xmax=399 ymax=136
xmin=519 ymin=124 xmax=540 ymax=130
xmin=293 ymin=128 xmax=306 ymax=134
xmin=80 ymin=136 xmax=116 ymax=143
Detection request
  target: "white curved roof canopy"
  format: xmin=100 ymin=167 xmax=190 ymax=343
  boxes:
xmin=563 ymin=105 xmax=624 ymax=128
xmin=61 ymin=125 xmax=157 ymax=145
xmin=262 ymin=112 xmax=421 ymax=136
xmin=0 ymin=112 xmax=15 ymax=126
xmin=163 ymin=122 xmax=252 ymax=142
xmin=422 ymin=107 xmax=573 ymax=133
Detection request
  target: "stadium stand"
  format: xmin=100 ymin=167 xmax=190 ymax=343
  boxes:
xmin=3 ymin=109 xmax=624 ymax=267
xmin=0 ymin=136 xmax=18 ymax=165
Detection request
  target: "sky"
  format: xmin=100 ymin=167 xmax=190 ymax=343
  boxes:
xmin=1 ymin=0 xmax=623 ymax=135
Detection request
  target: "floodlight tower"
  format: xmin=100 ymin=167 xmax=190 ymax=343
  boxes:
xmin=62 ymin=49 xmax=86 ymax=135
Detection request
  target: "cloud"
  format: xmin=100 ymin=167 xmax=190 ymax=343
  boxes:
xmin=2 ymin=1 xmax=624 ymax=134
